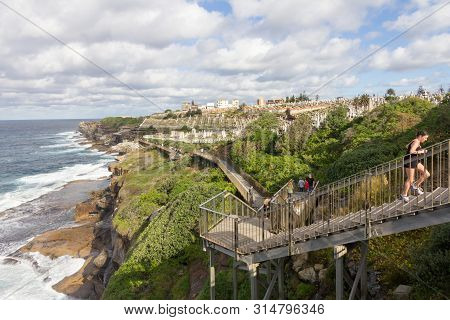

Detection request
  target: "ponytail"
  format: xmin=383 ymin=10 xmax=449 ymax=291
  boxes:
xmin=416 ymin=130 xmax=428 ymax=137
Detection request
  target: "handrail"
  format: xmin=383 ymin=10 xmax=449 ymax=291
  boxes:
xmin=313 ymin=139 xmax=450 ymax=197
xmin=200 ymin=138 xmax=450 ymax=257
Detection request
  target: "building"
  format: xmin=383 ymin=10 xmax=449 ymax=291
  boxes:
xmin=267 ymin=99 xmax=284 ymax=105
xmin=256 ymin=97 xmax=265 ymax=106
xmin=231 ymin=99 xmax=239 ymax=108
xmin=215 ymin=99 xmax=229 ymax=108
xmin=181 ymin=102 xmax=191 ymax=111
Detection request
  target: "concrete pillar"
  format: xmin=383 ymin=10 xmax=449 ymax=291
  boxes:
xmin=278 ymin=258 xmax=285 ymax=299
xmin=209 ymin=249 xmax=215 ymax=300
xmin=249 ymin=263 xmax=259 ymax=300
xmin=232 ymin=260 xmax=238 ymax=300
xmin=360 ymin=241 xmax=368 ymax=299
xmin=334 ymin=245 xmax=347 ymax=300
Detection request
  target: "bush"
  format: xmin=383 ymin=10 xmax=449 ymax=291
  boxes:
xmin=100 ymin=117 xmax=143 ymax=130
xmin=410 ymin=224 xmax=450 ymax=298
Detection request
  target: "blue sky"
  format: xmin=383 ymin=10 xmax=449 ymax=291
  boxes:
xmin=0 ymin=0 xmax=449 ymax=119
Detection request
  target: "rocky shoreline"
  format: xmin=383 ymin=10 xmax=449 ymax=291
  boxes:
xmin=17 ymin=120 xmax=136 ymax=299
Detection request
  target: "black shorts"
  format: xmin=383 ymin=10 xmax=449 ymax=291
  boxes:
xmin=404 ymin=155 xmax=419 ymax=168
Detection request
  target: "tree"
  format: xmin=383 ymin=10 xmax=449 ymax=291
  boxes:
xmin=277 ymin=114 xmax=313 ymax=156
xmin=191 ymin=100 xmax=195 ymax=106
xmin=417 ymin=86 xmax=426 ymax=96
xmin=285 ymin=108 xmax=295 ymax=121
xmin=290 ymin=95 xmax=295 ymax=103
xmin=386 ymin=88 xmax=396 ymax=96
xmin=385 ymin=88 xmax=397 ymax=102
xmin=315 ymin=95 xmax=319 ymax=101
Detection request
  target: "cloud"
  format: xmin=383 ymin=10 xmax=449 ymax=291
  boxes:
xmin=0 ymin=0 xmax=448 ymax=119
xmin=369 ymin=33 xmax=450 ymax=70
xmin=383 ymin=1 xmax=450 ymax=35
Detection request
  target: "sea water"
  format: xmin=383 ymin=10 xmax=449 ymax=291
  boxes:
xmin=0 ymin=120 xmax=115 ymax=299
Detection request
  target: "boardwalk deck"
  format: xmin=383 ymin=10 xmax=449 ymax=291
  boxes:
xmin=203 ymin=187 xmax=449 ymax=257
xmin=192 ymin=151 xmax=265 ymax=208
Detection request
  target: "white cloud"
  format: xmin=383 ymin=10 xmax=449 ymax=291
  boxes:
xmin=383 ymin=1 xmax=450 ymax=35
xmin=370 ymin=33 xmax=450 ymax=70
xmin=0 ymin=0 xmax=448 ymax=119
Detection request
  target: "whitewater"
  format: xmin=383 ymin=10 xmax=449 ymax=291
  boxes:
xmin=0 ymin=120 xmax=115 ymax=299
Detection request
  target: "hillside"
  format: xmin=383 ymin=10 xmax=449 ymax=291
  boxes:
xmin=229 ymin=95 xmax=450 ymax=298
xmin=95 ymin=95 xmax=449 ymax=300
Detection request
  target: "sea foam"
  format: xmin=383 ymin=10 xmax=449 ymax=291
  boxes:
xmin=0 ymin=252 xmax=85 ymax=300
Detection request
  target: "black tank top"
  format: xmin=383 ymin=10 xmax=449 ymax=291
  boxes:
xmin=406 ymin=140 xmax=421 ymax=155
xmin=406 ymin=139 xmax=422 ymax=157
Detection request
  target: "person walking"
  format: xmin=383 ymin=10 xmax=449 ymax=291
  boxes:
xmin=400 ymin=130 xmax=430 ymax=202
xmin=304 ymin=178 xmax=310 ymax=193
xmin=306 ymin=174 xmax=315 ymax=193
xmin=298 ymin=178 xmax=305 ymax=192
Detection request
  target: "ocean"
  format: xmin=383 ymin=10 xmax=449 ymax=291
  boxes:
xmin=0 ymin=120 xmax=115 ymax=299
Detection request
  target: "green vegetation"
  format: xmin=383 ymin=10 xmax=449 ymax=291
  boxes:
xmin=103 ymin=154 xmax=235 ymax=299
xmin=229 ymin=96 xmax=450 ymax=298
xmin=100 ymin=116 xmax=143 ymax=130
xmin=232 ymin=96 xmax=449 ymax=191
xmin=231 ymin=112 xmax=310 ymax=192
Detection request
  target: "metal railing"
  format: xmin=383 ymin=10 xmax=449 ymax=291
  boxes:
xmin=200 ymin=139 xmax=450 ymax=256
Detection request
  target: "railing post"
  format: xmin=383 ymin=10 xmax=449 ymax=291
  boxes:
xmin=448 ymin=141 xmax=450 ymax=204
xmin=288 ymin=199 xmax=293 ymax=256
xmin=364 ymin=171 xmax=369 ymax=239
xmin=234 ymin=218 xmax=239 ymax=260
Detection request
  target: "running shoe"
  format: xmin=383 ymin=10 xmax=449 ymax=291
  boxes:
xmin=411 ymin=183 xmax=424 ymax=195
xmin=400 ymin=194 xmax=410 ymax=203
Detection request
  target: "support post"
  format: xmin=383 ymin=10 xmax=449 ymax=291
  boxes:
xmin=360 ymin=241 xmax=368 ymax=300
xmin=334 ymin=245 xmax=347 ymax=300
xmin=249 ymin=263 xmax=259 ymax=300
xmin=232 ymin=260 xmax=238 ymax=300
xmin=277 ymin=258 xmax=285 ymax=299
xmin=209 ymin=249 xmax=215 ymax=300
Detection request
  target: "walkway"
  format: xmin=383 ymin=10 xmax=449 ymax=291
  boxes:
xmin=192 ymin=150 xmax=265 ymax=209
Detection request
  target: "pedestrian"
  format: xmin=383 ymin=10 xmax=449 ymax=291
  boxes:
xmin=298 ymin=177 xmax=305 ymax=192
xmin=400 ymin=130 xmax=430 ymax=202
xmin=306 ymin=174 xmax=315 ymax=192
xmin=304 ymin=178 xmax=310 ymax=192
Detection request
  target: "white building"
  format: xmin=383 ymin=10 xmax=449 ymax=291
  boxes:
xmin=216 ymin=99 xmax=229 ymax=108
xmin=231 ymin=99 xmax=239 ymax=108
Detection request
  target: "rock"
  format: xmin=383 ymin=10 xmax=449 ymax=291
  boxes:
xmin=292 ymin=253 xmax=308 ymax=272
xmin=53 ymin=257 xmax=98 ymax=299
xmin=314 ymin=263 xmax=324 ymax=271
xmin=393 ymin=285 xmax=412 ymax=299
xmin=75 ymin=201 xmax=99 ymax=222
xmin=298 ymin=267 xmax=317 ymax=283
xmin=20 ymin=223 xmax=95 ymax=258
xmin=93 ymin=250 xmax=108 ymax=269
xmin=318 ymin=268 xmax=328 ymax=282
xmin=96 ymin=197 xmax=110 ymax=210
xmin=1 ymin=258 xmax=19 ymax=265
xmin=112 ymin=236 xmax=126 ymax=265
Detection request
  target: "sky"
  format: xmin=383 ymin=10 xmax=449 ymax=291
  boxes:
xmin=0 ymin=0 xmax=449 ymax=120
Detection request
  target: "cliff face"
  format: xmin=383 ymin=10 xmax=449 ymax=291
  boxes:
xmin=78 ymin=121 xmax=116 ymax=147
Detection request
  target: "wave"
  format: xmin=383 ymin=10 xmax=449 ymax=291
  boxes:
xmin=0 ymin=252 xmax=84 ymax=299
xmin=0 ymin=161 xmax=111 ymax=212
